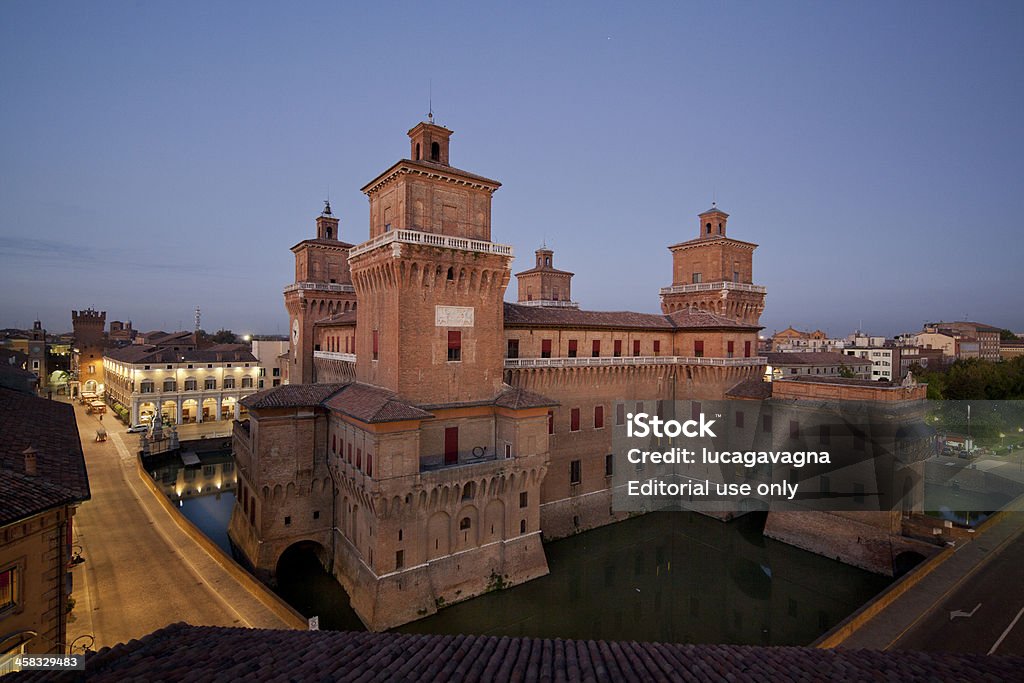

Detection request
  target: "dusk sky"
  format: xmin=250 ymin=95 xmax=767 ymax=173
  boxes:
xmin=2 ymin=2 xmax=1022 ymax=337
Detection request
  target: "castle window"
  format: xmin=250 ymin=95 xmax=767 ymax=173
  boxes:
xmin=347 ymin=444 xmax=352 ymax=464
xmin=415 ymin=143 xmax=420 ymax=160
xmin=718 ymin=222 xmax=723 ymax=234
xmin=396 ymin=550 xmax=404 ymax=570
xmin=545 ymin=256 xmax=551 ymax=267
xmin=692 ymin=273 xmax=702 ymax=284
xmin=605 ymin=453 xmax=614 ymax=477
xmin=366 ymin=454 xmax=373 ymax=476
xmin=592 ymin=340 xmax=601 ymax=357
xmin=356 ymin=448 xmax=362 ymax=469
xmin=632 ymin=340 xmax=641 ymax=356
xmin=372 ymin=330 xmax=379 ymax=361
xmin=520 ymin=491 xmax=528 ymax=508
xmin=694 ymin=340 xmax=704 ymax=358
xmin=431 ymin=142 xmax=440 ymax=161
xmin=459 ymin=517 xmax=471 ymax=531
xmin=733 ymin=270 xmax=740 ymax=283
xmin=520 ymin=519 xmax=527 ymax=534
xmin=325 ymin=226 xmax=332 ymax=239
xmin=284 ymin=516 xmax=291 ymax=526
xmin=507 ymin=339 xmax=519 ymax=359
xmin=613 ymin=340 xmax=622 ymax=357
xmin=594 ymin=405 xmax=604 ymax=429
xmin=727 ymin=341 xmax=735 ymax=358
xmin=653 ymin=340 xmax=661 ymax=355
xmin=568 ymin=340 xmax=577 ymax=358
xmin=448 ymin=331 xmax=461 ymax=362
xmin=616 ymin=403 xmax=625 ymax=425
xmin=570 ymin=459 xmax=581 ymax=485
xmin=541 ymin=339 xmax=552 ymax=359
xmin=706 ymin=222 xmax=712 ymax=234
xmin=462 ymin=482 xmax=475 ymax=500
xmin=548 ymin=410 xmax=554 ymax=434
xmin=570 ymin=408 xmax=580 ymax=432
xmin=314 ymin=510 xmax=320 ymax=520
xmin=744 ymin=341 xmax=752 ymax=358
xmin=447 ymin=267 xmax=454 ymax=281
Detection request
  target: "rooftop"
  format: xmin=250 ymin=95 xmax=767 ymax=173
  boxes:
xmin=765 ymin=351 xmax=872 ymax=366
xmin=504 ymin=303 xmax=759 ymax=331
xmin=0 ymin=388 xmax=90 ymax=526
xmin=20 ymin=622 xmax=1023 ymax=682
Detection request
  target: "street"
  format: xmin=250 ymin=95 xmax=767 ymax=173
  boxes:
xmin=66 ymin=399 xmax=299 ymax=652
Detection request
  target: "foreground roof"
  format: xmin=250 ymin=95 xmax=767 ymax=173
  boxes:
xmin=0 ymin=389 xmax=90 ymax=526
xmin=20 ymin=623 xmax=1024 ymax=682
xmin=239 ymin=383 xmax=348 ymax=409
xmin=105 ymin=343 xmax=258 ymax=364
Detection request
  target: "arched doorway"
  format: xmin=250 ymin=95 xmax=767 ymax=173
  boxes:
xmin=182 ymin=399 xmax=198 ymax=423
xmin=221 ymin=396 xmax=236 ymax=420
xmin=202 ymin=397 xmax=217 ymax=421
xmin=160 ymin=400 xmax=177 ymax=424
xmin=273 ymin=541 xmax=364 ymax=631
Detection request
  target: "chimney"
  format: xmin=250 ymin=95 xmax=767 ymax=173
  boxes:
xmin=23 ymin=445 xmax=38 ymax=476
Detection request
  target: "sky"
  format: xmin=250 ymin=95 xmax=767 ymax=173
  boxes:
xmin=2 ymin=2 xmax=1022 ymax=337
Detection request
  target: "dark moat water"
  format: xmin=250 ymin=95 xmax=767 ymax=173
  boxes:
xmin=151 ymin=452 xmax=1018 ymax=644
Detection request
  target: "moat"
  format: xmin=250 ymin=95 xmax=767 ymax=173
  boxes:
xmin=148 ymin=450 xmax=906 ymax=645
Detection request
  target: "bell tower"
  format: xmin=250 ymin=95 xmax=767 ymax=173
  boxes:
xmin=515 ymin=247 xmax=576 ymax=307
xmin=660 ymin=204 xmax=766 ymax=324
xmin=350 ymin=120 xmax=511 ymax=405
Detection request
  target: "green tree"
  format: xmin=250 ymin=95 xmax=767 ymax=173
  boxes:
xmin=1000 ymin=329 xmax=1018 ymax=341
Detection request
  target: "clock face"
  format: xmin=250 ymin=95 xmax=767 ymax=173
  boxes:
xmin=32 ymin=346 xmax=41 ymax=353
xmin=292 ymin=320 xmax=299 ymax=345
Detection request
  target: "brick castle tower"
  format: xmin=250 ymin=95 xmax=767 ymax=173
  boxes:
xmin=515 ymin=247 xmax=576 ymax=307
xmin=285 ymin=202 xmax=358 ymax=384
xmin=348 ymin=120 xmax=512 ymax=404
xmin=660 ymin=204 xmax=766 ymax=323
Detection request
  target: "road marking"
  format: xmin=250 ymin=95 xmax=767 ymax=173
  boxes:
xmin=950 ymin=603 xmax=981 ymax=621
xmin=989 ymin=605 xmax=1024 ymax=655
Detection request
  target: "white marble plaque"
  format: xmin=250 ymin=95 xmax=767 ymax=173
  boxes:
xmin=435 ymin=305 xmax=475 ymax=327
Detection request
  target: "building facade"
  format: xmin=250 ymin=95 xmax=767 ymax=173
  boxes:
xmin=0 ymin=387 xmax=90 ymax=667
xmin=230 ymin=120 xmax=769 ymax=631
xmin=104 ymin=343 xmax=261 ymax=426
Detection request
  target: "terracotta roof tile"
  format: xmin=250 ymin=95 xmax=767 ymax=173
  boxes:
xmin=325 ymin=384 xmax=432 ymax=423
xmin=35 ymin=627 xmax=989 ymax=682
xmin=493 ymin=386 xmax=559 ymax=410
xmin=0 ymin=388 xmax=90 ymax=525
xmin=239 ymin=383 xmax=347 ymax=409
xmin=504 ymin=303 xmax=760 ymax=331
xmin=725 ymin=378 xmax=773 ymax=400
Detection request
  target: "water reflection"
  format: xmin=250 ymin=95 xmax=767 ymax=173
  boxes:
xmin=398 ymin=512 xmax=890 ymax=645
xmin=147 ymin=452 xmax=895 ymax=644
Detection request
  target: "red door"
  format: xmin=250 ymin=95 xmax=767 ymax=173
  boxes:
xmin=444 ymin=427 xmax=459 ymax=465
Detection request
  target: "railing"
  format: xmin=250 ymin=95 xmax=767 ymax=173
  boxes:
xmin=659 ymin=281 xmax=767 ymax=295
xmin=283 ymin=281 xmax=356 ymax=294
xmin=516 ymin=300 xmax=580 ymax=308
xmin=420 ymin=449 xmax=501 ymax=472
xmin=349 ymin=228 xmax=514 ymax=259
xmin=505 ymin=355 xmax=767 ymax=369
xmin=314 ymin=351 xmax=356 ymax=363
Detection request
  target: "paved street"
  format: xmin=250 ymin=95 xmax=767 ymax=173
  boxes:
xmin=66 ymin=399 xmax=299 ymax=652
xmin=892 ymin=522 xmax=1024 ymax=655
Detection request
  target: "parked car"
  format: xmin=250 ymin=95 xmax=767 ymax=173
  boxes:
xmin=127 ymin=424 xmax=148 ymax=433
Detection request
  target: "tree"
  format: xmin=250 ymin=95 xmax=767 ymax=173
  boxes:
xmin=837 ymin=362 xmax=856 ymax=379
xmin=1000 ymin=329 xmax=1019 ymax=341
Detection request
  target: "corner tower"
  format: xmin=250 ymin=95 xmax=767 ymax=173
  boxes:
xmin=285 ymin=201 xmax=358 ymax=384
xmin=660 ymin=204 xmax=766 ymax=324
xmin=350 ymin=121 xmax=511 ymax=404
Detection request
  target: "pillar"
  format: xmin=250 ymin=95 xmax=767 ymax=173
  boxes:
xmin=176 ymin=397 xmax=183 ymax=425
xmin=131 ymin=400 xmax=139 ymax=426
xmin=234 ymin=400 xmax=241 ymax=421
xmin=216 ymin=396 xmax=223 ymax=421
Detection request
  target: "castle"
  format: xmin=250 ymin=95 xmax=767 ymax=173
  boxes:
xmin=226 ymin=119 xmax=778 ymax=630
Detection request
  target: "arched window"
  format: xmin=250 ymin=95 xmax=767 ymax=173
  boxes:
xmin=717 ymin=222 xmax=723 ymax=234
xmin=462 ymin=482 xmax=475 ymax=500
xmin=325 ymin=226 xmax=332 ymax=239
xmin=447 ymin=267 xmax=454 ymax=281
xmin=459 ymin=517 xmax=471 ymax=530
xmin=416 ymin=143 xmax=421 ymax=160
xmin=431 ymin=142 xmax=440 ymax=161
xmin=706 ymin=222 xmax=712 ymax=234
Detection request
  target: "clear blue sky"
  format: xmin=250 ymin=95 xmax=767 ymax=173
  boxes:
xmin=2 ymin=2 xmax=1022 ymax=337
